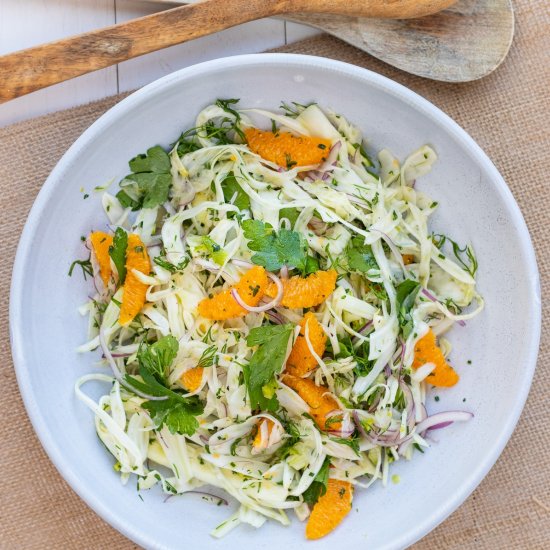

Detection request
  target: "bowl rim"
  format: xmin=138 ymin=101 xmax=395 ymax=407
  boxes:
xmin=9 ymin=53 xmax=541 ymax=550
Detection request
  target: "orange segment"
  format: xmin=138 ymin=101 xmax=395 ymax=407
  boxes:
xmin=402 ymin=254 xmax=415 ymax=265
xmin=198 ymin=266 xmax=268 ymax=320
xmin=412 ymin=329 xmax=459 ymax=387
xmin=180 ymin=367 xmax=204 ymax=392
xmin=265 ymin=269 xmax=337 ymax=309
xmin=89 ymin=231 xmax=113 ymax=286
xmin=119 ymin=234 xmax=151 ymax=326
xmin=244 ymin=128 xmax=332 ymax=168
xmin=306 ymin=479 xmax=353 ymax=539
xmin=286 ymin=312 xmax=327 ymax=377
xmin=252 ymin=419 xmax=274 ymax=450
xmin=282 ymin=375 xmax=341 ymax=431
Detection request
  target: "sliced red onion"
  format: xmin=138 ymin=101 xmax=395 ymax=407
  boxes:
xmin=230 ymin=272 xmax=283 ymax=313
xmin=346 ymin=194 xmax=370 ymax=208
xmin=421 ymin=288 xmax=438 ymax=302
xmin=280 ymin=265 xmax=289 ymax=279
xmin=266 ymin=310 xmax=284 ymax=325
xmin=307 ymin=216 xmax=328 ymax=235
xmin=415 ymin=411 xmax=473 ymax=435
xmin=352 ymin=320 xmax=373 ymax=344
xmin=398 ymin=379 xmax=416 ymax=432
xmin=457 ymin=320 xmax=467 ymax=327
xmin=352 ymin=410 xmax=368 ymax=438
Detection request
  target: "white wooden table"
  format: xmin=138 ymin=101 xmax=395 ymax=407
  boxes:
xmin=0 ymin=0 xmax=320 ymax=128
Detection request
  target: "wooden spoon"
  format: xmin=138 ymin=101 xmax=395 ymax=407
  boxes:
xmin=0 ymin=0 xmax=457 ymax=103
xmin=155 ymin=0 xmax=514 ymax=83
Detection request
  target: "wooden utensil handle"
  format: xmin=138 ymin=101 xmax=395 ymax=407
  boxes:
xmin=0 ymin=0 xmax=273 ymax=103
xmin=0 ymin=0 xmax=457 ymax=103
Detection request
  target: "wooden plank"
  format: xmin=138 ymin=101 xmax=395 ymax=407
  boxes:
xmin=115 ymin=1 xmax=286 ymax=92
xmin=0 ymin=0 xmax=118 ymax=127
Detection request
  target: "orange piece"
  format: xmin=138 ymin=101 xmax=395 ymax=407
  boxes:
xmin=265 ymin=269 xmax=337 ymax=309
xmin=306 ymin=479 xmax=353 ymax=540
xmin=180 ymin=367 xmax=204 ymax=392
xmin=198 ymin=266 xmax=268 ymax=320
xmin=244 ymin=128 xmax=332 ymax=168
xmin=402 ymin=254 xmax=415 ymax=265
xmin=119 ymin=234 xmax=151 ymax=326
xmin=412 ymin=329 xmax=459 ymax=387
xmin=252 ymin=419 xmax=274 ymax=449
xmin=286 ymin=312 xmax=327 ymax=377
xmin=89 ymin=231 xmax=113 ymax=286
xmin=282 ymin=375 xmax=341 ymax=431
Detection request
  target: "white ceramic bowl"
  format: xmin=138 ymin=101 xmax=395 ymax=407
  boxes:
xmin=10 ymin=54 xmax=540 ymax=549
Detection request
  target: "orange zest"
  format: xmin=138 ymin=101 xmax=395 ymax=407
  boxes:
xmin=282 ymin=375 xmax=341 ymax=431
xmin=306 ymin=479 xmax=353 ymax=540
xmin=412 ymin=329 xmax=459 ymax=387
xmin=244 ymin=128 xmax=332 ymax=168
xmin=89 ymin=231 xmax=113 ymax=286
xmin=180 ymin=367 xmax=204 ymax=392
xmin=265 ymin=269 xmax=337 ymax=309
xmin=197 ymin=266 xmax=268 ymax=320
xmin=285 ymin=312 xmax=326 ymax=377
xmin=252 ymin=419 xmax=274 ymax=449
xmin=119 ymin=234 xmax=151 ymax=326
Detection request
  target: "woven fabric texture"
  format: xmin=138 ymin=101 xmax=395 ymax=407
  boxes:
xmin=0 ymin=1 xmax=548 ymax=547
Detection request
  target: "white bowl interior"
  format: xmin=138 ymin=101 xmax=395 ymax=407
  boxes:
xmin=10 ymin=55 xmax=540 ymax=550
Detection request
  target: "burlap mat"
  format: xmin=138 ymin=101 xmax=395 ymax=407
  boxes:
xmin=1 ymin=2 xmax=549 ymax=547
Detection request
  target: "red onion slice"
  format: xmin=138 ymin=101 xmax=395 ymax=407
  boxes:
xmin=231 ymin=259 xmax=255 ymax=269
xmin=415 ymin=410 xmax=473 ymax=435
xmin=230 ymin=272 xmax=283 ymax=313
xmin=421 ymin=288 xmax=438 ymax=302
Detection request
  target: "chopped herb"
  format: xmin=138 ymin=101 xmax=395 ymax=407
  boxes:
xmin=302 ymin=457 xmax=330 ymax=505
xmin=221 ymin=173 xmax=251 ymax=212
xmin=108 ymin=227 xmax=128 ymax=284
xmin=242 ymin=219 xmax=307 ymax=272
xmin=68 ymin=258 xmax=93 ymax=280
xmin=243 ymin=324 xmax=294 ymax=412
xmin=395 ymin=279 xmax=421 ymax=338
xmin=345 ymin=236 xmax=379 ymax=273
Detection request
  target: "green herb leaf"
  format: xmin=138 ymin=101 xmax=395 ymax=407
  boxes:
xmin=197 ymin=345 xmax=217 ymax=368
xmin=395 ymin=279 xmax=421 ymax=338
xmin=119 ymin=146 xmax=172 ymax=210
xmin=242 ymin=219 xmax=307 ymax=272
xmin=279 ymin=207 xmax=300 ymax=229
xmin=137 ymin=335 xmax=179 ymax=385
xmin=108 ymin=228 xmax=128 ymax=284
xmin=243 ymin=323 xmax=294 ymax=412
xmin=153 ymin=255 xmax=189 ymax=274
xmin=142 ymin=397 xmax=203 ymax=436
xmin=68 ymin=258 xmax=93 ymax=280
xmin=346 ymin=236 xmax=378 ymax=273
xmin=221 ymin=173 xmax=250 ymax=211
xmin=302 ymin=457 xmax=330 ymax=505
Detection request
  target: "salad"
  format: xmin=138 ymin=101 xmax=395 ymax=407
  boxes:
xmin=73 ymin=99 xmax=483 ymax=540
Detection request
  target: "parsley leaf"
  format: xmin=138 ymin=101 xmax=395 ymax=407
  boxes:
xmin=109 ymin=227 xmax=128 ymax=284
xmin=222 ymin=173 xmax=250 ymax=211
xmin=395 ymin=279 xmax=421 ymax=338
xmin=117 ymin=145 xmax=172 ymax=210
xmin=242 ymin=219 xmax=307 ymax=271
xmin=124 ymin=336 xmax=204 ymax=435
xmin=346 ymin=236 xmax=378 ymax=273
xmin=243 ymin=324 xmax=294 ymax=412
xmin=142 ymin=396 xmax=203 ymax=436
xmin=137 ymin=335 xmax=179 ymax=385
xmin=302 ymin=457 xmax=330 ymax=505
